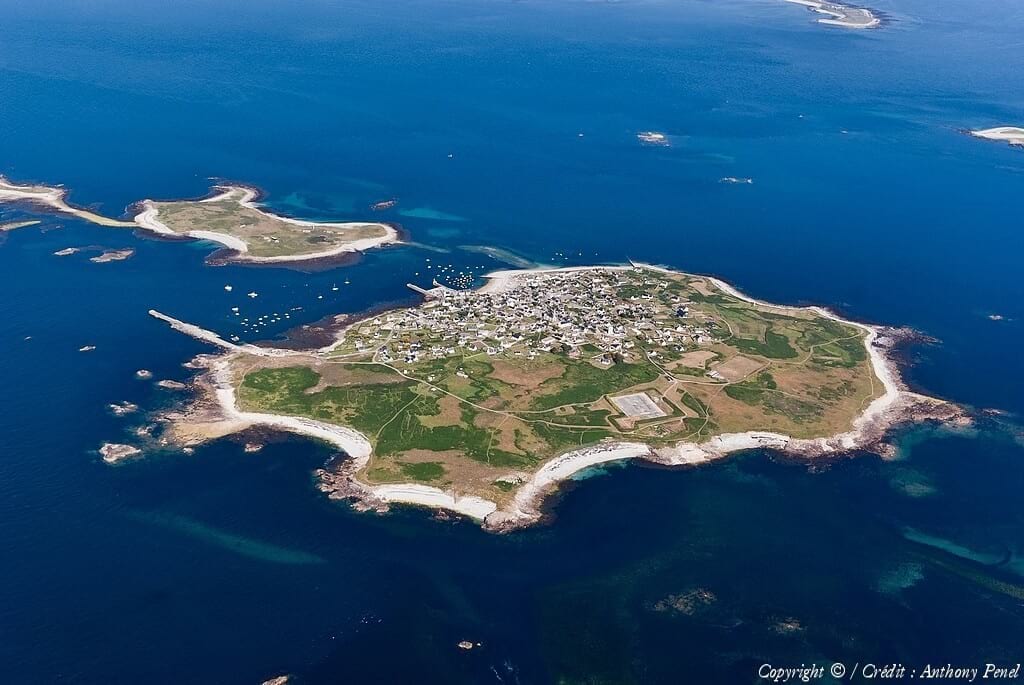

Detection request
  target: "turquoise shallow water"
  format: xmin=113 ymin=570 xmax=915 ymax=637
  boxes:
xmin=1 ymin=0 xmax=1023 ymax=682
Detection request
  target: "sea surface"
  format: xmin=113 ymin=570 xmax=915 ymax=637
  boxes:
xmin=1 ymin=0 xmax=1023 ymax=682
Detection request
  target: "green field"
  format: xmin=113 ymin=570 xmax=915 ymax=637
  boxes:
xmin=223 ymin=265 xmax=883 ymax=504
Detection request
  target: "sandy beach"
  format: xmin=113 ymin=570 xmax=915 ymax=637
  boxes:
xmin=148 ymin=263 xmax=961 ymax=531
xmin=784 ymin=0 xmax=880 ymax=29
xmin=135 ymin=187 xmax=401 ymax=263
xmin=970 ymin=126 xmax=1024 ymax=148
xmin=0 ymin=177 xmax=136 ymax=227
xmin=474 ymin=263 xmax=915 ymax=529
xmin=480 ymin=264 xmax=632 ymax=294
xmin=207 ymin=355 xmax=499 ymax=521
xmin=1 ymin=177 xmax=400 ymax=264
xmin=149 ymin=312 xmax=502 ymax=521
xmin=372 ymin=484 xmax=498 ymax=520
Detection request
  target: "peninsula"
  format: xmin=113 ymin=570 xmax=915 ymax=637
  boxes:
xmin=970 ymin=127 xmax=1024 ymax=149
xmin=0 ymin=176 xmax=399 ymax=265
xmin=784 ymin=0 xmax=880 ymax=29
xmin=150 ymin=264 xmax=957 ymax=531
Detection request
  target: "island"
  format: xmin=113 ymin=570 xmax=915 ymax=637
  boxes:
xmin=149 ymin=264 xmax=958 ymax=531
xmin=1 ymin=219 xmax=42 ymax=232
xmin=637 ymin=131 xmax=669 ymax=146
xmin=784 ymin=0 xmax=880 ymax=29
xmin=100 ymin=442 xmax=142 ymax=464
xmin=970 ymin=127 xmax=1024 ymax=149
xmin=89 ymin=248 xmax=135 ymax=263
xmin=0 ymin=176 xmax=399 ymax=265
xmin=134 ymin=186 xmax=398 ymax=263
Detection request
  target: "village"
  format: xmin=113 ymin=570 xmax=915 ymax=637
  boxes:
xmin=332 ymin=268 xmax=723 ymax=369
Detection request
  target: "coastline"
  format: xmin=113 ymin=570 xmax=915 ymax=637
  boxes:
xmin=476 ymin=264 xmax=952 ymax=530
xmin=969 ymin=126 xmax=1024 ymax=148
xmin=151 ymin=264 xmax=962 ymax=531
xmin=167 ymin=353 xmax=502 ymax=522
xmin=0 ymin=176 xmax=400 ymax=265
xmin=783 ymin=0 xmax=881 ymax=29
xmin=134 ymin=185 xmax=401 ymax=264
xmin=0 ymin=219 xmax=43 ymax=232
xmin=0 ymin=176 xmax=136 ymax=227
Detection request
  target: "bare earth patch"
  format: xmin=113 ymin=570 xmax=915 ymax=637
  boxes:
xmin=711 ymin=354 xmax=764 ymax=381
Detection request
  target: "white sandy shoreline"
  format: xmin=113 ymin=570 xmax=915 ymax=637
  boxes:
xmin=134 ymin=186 xmax=400 ymax=263
xmin=783 ymin=0 xmax=880 ymax=29
xmin=151 ymin=263 xmax=955 ymax=531
xmin=205 ymin=355 xmax=499 ymax=521
xmin=0 ymin=176 xmax=136 ymax=228
xmin=478 ymin=263 xmax=909 ymax=528
xmin=969 ymin=126 xmax=1024 ymax=148
xmin=143 ymin=312 xmax=498 ymax=521
xmin=0 ymin=177 xmax=400 ymax=264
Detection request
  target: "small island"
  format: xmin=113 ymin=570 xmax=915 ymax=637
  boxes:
xmin=0 ymin=176 xmax=399 ymax=265
xmin=89 ymin=248 xmax=135 ymax=263
xmin=148 ymin=264 xmax=958 ymax=531
xmin=784 ymin=0 xmax=880 ymax=29
xmin=637 ymin=131 xmax=669 ymax=146
xmin=135 ymin=186 xmax=398 ymax=263
xmin=970 ymin=127 xmax=1024 ymax=149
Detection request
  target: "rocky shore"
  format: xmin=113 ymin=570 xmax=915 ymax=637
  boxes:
xmin=150 ymin=265 xmax=967 ymax=532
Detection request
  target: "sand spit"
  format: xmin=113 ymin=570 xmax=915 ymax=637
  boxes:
xmin=0 ymin=176 xmax=399 ymax=265
xmin=970 ymin=127 xmax=1024 ymax=148
xmin=0 ymin=219 xmax=42 ymax=232
xmin=152 ymin=264 xmax=962 ymax=531
xmin=784 ymin=0 xmax=880 ymax=29
xmin=0 ymin=176 xmax=135 ymax=227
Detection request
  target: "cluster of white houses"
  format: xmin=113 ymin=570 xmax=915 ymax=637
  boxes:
xmin=339 ymin=269 xmax=721 ymax=366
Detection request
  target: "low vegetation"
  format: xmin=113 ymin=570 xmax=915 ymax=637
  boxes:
xmin=231 ymin=267 xmax=882 ymax=504
xmin=152 ymin=187 xmax=389 ymax=258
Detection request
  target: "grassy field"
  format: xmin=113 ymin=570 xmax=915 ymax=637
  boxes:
xmin=154 ymin=190 xmax=389 ymax=258
xmin=229 ymin=268 xmax=884 ymax=503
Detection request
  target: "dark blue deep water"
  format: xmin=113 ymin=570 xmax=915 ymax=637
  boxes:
xmin=2 ymin=1 xmax=1023 ymax=682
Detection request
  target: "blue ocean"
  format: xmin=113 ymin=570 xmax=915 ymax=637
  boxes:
xmin=1 ymin=0 xmax=1023 ymax=682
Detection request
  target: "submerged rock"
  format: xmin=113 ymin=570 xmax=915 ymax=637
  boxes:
xmin=771 ymin=617 xmax=805 ymax=635
xmin=108 ymin=401 xmax=139 ymax=417
xmin=652 ymin=588 xmax=717 ymax=615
